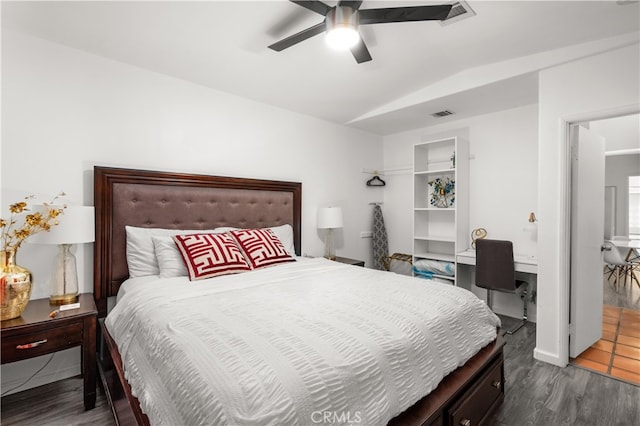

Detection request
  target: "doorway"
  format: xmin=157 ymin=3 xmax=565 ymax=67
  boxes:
xmin=569 ymin=113 xmax=640 ymax=385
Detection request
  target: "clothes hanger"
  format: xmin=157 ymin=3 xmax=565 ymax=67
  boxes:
xmin=366 ymin=174 xmax=386 ymax=187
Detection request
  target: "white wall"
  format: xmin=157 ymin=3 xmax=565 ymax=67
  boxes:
xmin=0 ymin=29 xmax=382 ymax=393
xmin=536 ymin=44 xmax=640 ymax=366
xmin=382 ymin=104 xmax=539 ymax=321
xmin=593 ymin=113 xmax=640 ymax=153
xmin=605 ymin=154 xmax=640 ymax=238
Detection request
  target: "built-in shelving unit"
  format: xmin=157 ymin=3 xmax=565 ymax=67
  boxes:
xmin=413 ymin=137 xmax=469 ymax=285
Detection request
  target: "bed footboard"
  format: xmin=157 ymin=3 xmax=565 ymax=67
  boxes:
xmin=98 ymin=320 xmax=150 ymax=426
xmin=389 ymin=334 xmax=505 ymax=426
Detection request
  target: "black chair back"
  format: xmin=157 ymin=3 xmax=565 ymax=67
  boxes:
xmin=475 ymin=239 xmax=517 ymax=293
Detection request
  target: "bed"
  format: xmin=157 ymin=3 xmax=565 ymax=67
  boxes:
xmin=94 ymin=166 xmax=506 ymax=426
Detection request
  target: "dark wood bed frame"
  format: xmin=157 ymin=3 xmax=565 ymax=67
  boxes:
xmin=93 ymin=166 xmax=505 ymax=426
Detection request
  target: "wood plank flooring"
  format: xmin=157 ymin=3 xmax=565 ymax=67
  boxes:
xmin=1 ymin=375 xmax=114 ymax=426
xmin=2 ymin=320 xmax=638 ymax=426
xmin=488 ymin=320 xmax=640 ymax=426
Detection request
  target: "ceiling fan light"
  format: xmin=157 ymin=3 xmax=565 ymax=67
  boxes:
xmin=326 ymin=27 xmax=360 ymax=50
xmin=325 ymin=6 xmax=360 ymax=50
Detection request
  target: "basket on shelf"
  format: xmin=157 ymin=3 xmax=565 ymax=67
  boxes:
xmin=382 ymin=253 xmax=413 ymax=276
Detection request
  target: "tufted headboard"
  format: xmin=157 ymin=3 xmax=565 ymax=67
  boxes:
xmin=93 ymin=166 xmax=301 ymax=317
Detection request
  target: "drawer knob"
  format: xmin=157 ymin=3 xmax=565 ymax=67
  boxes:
xmin=16 ymin=339 xmax=47 ymax=349
xmin=460 ymin=419 xmax=471 ymax=426
xmin=491 ymin=380 xmax=502 ymax=390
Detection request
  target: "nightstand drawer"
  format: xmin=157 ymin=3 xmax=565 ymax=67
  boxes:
xmin=1 ymin=322 xmax=83 ymax=364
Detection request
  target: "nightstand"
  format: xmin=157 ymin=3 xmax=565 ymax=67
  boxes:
xmin=333 ymin=256 xmax=365 ymax=267
xmin=1 ymin=293 xmax=97 ymax=410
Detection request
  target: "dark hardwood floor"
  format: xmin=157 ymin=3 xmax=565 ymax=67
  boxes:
xmin=488 ymin=319 xmax=639 ymax=426
xmin=1 ymin=375 xmax=114 ymax=426
xmin=2 ymin=321 xmax=638 ymax=425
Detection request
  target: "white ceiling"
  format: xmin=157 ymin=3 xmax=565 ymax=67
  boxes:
xmin=2 ymin=1 xmax=639 ymax=135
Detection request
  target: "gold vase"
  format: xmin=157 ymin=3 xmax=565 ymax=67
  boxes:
xmin=1 ymin=250 xmax=32 ymax=321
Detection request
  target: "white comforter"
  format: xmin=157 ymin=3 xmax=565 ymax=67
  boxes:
xmin=106 ymin=258 xmax=500 ymax=426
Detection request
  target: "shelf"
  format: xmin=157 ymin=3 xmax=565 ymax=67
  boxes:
xmin=432 ymin=273 xmax=456 ymax=281
xmin=413 ymin=252 xmax=455 ymax=262
xmin=414 ymin=168 xmax=455 ymax=175
xmin=413 ymin=136 xmax=468 ymax=288
xmin=413 ymin=273 xmax=456 ymax=283
xmin=414 ymin=235 xmax=455 ymax=243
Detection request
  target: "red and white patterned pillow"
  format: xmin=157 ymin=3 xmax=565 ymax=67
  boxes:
xmin=229 ymin=228 xmax=295 ymax=269
xmin=173 ymin=233 xmax=251 ymax=280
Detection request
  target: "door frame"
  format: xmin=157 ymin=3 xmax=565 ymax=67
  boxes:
xmin=558 ymin=103 xmax=639 ymax=366
xmin=604 ymin=186 xmax=616 ymax=240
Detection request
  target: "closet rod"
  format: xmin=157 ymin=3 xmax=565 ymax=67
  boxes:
xmin=361 ymin=166 xmax=412 ymax=175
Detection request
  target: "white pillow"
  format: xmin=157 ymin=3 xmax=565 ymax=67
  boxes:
xmin=152 ymin=235 xmax=188 ymax=278
xmin=214 ymin=226 xmax=239 ymax=233
xmin=125 ymin=226 xmax=219 ymax=277
xmin=268 ymin=224 xmax=296 ymax=256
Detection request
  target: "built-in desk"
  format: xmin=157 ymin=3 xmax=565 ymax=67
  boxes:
xmin=456 ymin=250 xmax=538 ymax=274
xmin=456 ymin=250 xmax=538 ymax=322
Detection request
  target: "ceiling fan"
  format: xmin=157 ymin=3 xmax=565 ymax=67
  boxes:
xmin=268 ymin=1 xmax=453 ymax=64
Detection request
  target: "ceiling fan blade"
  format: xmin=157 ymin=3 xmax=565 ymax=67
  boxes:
xmin=359 ymin=5 xmax=453 ymax=25
xmin=267 ymin=8 xmax=311 ymax=38
xmin=290 ymin=1 xmax=333 ymax=16
xmin=338 ymin=1 xmax=363 ymax=10
xmin=268 ymin=22 xmax=326 ymax=51
xmin=350 ymin=38 xmax=372 ymax=64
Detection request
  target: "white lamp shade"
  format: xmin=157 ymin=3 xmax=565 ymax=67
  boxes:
xmin=28 ymin=205 xmax=95 ymax=244
xmin=317 ymin=207 xmax=343 ymax=229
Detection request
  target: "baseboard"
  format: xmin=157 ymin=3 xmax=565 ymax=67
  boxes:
xmin=1 ymin=348 xmax=80 ymax=396
xmin=533 ymin=347 xmax=566 ymax=367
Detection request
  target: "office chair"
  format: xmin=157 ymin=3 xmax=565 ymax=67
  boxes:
xmin=475 ymin=239 xmax=528 ymax=335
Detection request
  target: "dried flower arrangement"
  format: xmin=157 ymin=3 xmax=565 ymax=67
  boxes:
xmin=1 ymin=194 xmax=66 ymax=252
xmin=428 ymin=177 xmax=455 ymax=208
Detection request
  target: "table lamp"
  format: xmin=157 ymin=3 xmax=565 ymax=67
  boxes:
xmin=29 ymin=205 xmax=95 ymax=304
xmin=317 ymin=206 xmax=343 ymax=260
